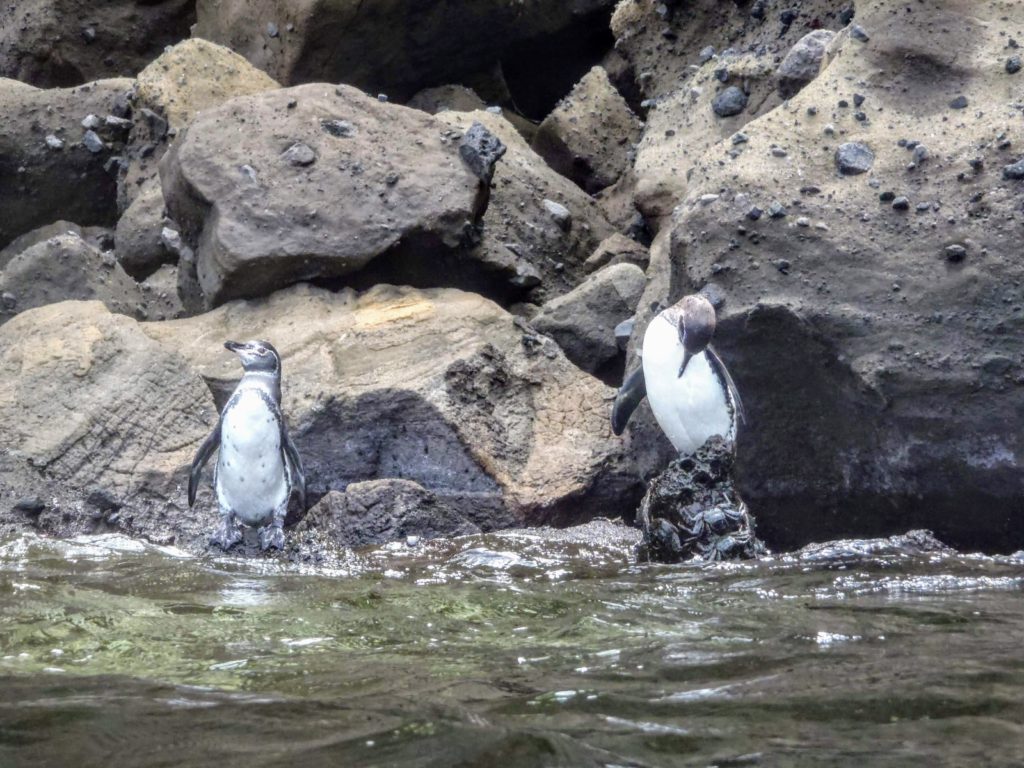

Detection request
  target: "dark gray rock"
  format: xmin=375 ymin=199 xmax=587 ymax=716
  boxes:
xmin=532 ymin=262 xmax=646 ymax=375
xmin=293 ymin=480 xmax=481 ymax=548
xmin=1003 ymin=159 xmax=1024 ymax=179
xmin=636 ymin=436 xmax=765 ymax=563
xmin=281 ymin=141 xmax=316 ymax=166
xmin=458 ymin=121 xmax=507 ymax=183
xmin=114 ymin=178 xmax=172 ymax=280
xmin=949 ymin=95 xmax=969 ymax=109
xmin=712 ymin=86 xmax=748 ymax=117
xmin=1007 ymin=56 xmax=1022 ymax=74
xmin=835 ymin=141 xmax=874 ymax=175
xmin=776 ymin=29 xmax=835 ymax=99
xmin=850 ymin=24 xmax=870 ymax=42
xmin=892 ymin=195 xmax=910 ymax=210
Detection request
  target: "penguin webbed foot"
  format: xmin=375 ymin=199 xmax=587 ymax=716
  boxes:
xmin=210 ymin=518 xmax=243 ymax=550
xmin=258 ymin=524 xmax=285 ymax=551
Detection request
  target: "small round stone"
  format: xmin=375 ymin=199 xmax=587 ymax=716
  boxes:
xmin=712 ymin=86 xmax=748 ymax=117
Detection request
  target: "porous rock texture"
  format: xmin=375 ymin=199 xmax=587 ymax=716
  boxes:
xmin=0 ymin=0 xmax=195 ymax=88
xmin=0 ymin=77 xmax=133 ymax=249
xmin=624 ymin=0 xmax=1024 ymax=551
xmin=160 ymin=84 xmax=492 ymax=309
xmin=193 ymin=0 xmax=615 ymax=99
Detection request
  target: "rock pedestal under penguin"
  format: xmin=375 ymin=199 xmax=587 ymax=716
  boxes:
xmin=612 ymin=294 xmax=763 ymax=562
xmin=189 ymin=340 xmax=306 ymax=551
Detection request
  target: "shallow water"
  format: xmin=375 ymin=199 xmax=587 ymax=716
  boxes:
xmin=1 ymin=527 xmax=1023 ymax=767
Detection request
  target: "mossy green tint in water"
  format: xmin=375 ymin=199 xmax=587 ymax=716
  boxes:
xmin=1 ymin=526 xmax=1024 ymax=766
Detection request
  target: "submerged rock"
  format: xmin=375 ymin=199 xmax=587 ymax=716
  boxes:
xmin=636 ymin=437 xmax=764 ymax=563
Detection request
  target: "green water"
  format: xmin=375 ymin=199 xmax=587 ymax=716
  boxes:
xmin=1 ymin=526 xmax=1023 ymax=767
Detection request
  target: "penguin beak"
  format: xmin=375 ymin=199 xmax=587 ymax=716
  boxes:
xmin=224 ymin=341 xmax=244 ymax=354
xmin=678 ymin=350 xmax=693 ymax=378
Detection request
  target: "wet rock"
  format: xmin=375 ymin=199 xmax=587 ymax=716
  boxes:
xmin=532 ymin=262 xmax=646 ymax=376
xmin=797 ymin=530 xmax=952 ymax=562
xmin=141 ymin=283 xmax=639 ymax=533
xmin=161 ymin=84 xmax=492 ymax=309
xmin=835 ymin=142 xmax=874 ymax=175
xmin=776 ymin=29 xmax=835 ymax=99
xmin=294 ymin=480 xmax=481 ymax=548
xmin=636 ymin=437 xmax=764 ymax=563
xmin=712 ymin=86 xmax=748 ymax=117
xmin=194 ymin=0 xmax=616 ymax=99
xmin=531 ymin=66 xmax=643 ymax=194
xmin=0 ymin=301 xmax=217 ymax=548
xmin=0 ymin=77 xmax=132 ymax=249
xmin=648 ymin=0 xmax=1024 ymax=552
xmin=0 ymin=232 xmax=144 ymax=324
xmin=0 ymin=0 xmax=194 ymax=87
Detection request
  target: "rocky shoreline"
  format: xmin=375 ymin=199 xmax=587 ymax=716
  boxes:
xmin=2 ymin=0 xmax=1024 ymax=556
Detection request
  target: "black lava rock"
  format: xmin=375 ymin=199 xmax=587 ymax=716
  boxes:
xmin=892 ymin=196 xmax=910 ymax=210
xmin=1003 ymin=159 xmax=1024 ymax=179
xmin=835 ymin=141 xmax=874 ymax=175
xmin=636 ymin=436 xmax=765 ymax=563
xmin=1008 ymin=56 xmax=1022 ymax=74
xmin=712 ymin=86 xmax=748 ymax=117
xmin=458 ymin=122 xmax=507 ymax=183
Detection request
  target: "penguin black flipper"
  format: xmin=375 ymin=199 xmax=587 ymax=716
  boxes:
xmin=281 ymin=426 xmax=306 ymax=510
xmin=188 ymin=419 xmax=222 ymax=508
xmin=706 ymin=345 xmax=747 ymax=426
xmin=611 ymin=364 xmax=647 ymax=435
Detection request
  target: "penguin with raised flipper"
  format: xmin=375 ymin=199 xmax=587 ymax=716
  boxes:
xmin=189 ymin=340 xmax=306 ymax=551
xmin=612 ymin=294 xmax=745 ymax=454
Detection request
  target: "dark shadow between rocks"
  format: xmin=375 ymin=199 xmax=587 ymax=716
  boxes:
xmin=501 ymin=7 xmax=615 ymax=120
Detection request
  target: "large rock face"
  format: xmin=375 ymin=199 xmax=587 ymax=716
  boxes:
xmin=639 ymin=1 xmax=1024 ymax=551
xmin=0 ymin=0 xmax=194 ymax=88
xmin=0 ymin=301 xmax=217 ymax=548
xmin=0 ymin=77 xmax=133 ymax=249
xmin=160 ymin=84 xmax=491 ymax=309
xmin=193 ymin=0 xmax=614 ymax=98
xmin=611 ymin=0 xmax=847 ymax=217
xmin=142 ymin=283 xmax=639 ymax=531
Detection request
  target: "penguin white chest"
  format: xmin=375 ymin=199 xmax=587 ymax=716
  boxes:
xmin=642 ymin=316 xmax=735 ymax=455
xmin=216 ymin=390 xmax=288 ymax=526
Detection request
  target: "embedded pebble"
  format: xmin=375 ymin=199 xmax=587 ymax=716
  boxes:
xmin=712 ymin=86 xmax=748 ymax=117
xmin=835 ymin=142 xmax=874 ymax=175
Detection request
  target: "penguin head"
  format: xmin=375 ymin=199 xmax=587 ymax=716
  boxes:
xmin=675 ymin=294 xmax=716 ymax=377
xmin=225 ymin=340 xmax=280 ymax=374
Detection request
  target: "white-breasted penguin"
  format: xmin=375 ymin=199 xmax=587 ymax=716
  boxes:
xmin=612 ymin=294 xmax=745 ymax=455
xmin=188 ymin=340 xmax=306 ymax=550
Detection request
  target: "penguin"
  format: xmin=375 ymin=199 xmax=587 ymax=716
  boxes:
xmin=612 ymin=294 xmax=745 ymax=455
xmin=188 ymin=340 xmax=306 ymax=551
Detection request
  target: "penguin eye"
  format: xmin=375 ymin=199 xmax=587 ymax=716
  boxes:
xmin=256 ymin=347 xmax=267 ymax=355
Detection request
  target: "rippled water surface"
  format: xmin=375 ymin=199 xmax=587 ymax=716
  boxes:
xmin=1 ymin=526 xmax=1023 ymax=767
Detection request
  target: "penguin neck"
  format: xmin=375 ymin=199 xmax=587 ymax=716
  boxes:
xmin=237 ymin=370 xmax=281 ymax=404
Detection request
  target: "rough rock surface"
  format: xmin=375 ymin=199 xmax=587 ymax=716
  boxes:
xmin=0 ymin=0 xmax=195 ymax=88
xmin=141 ymin=283 xmax=639 ymax=531
xmin=0 ymin=301 xmax=217 ymax=549
xmin=0 ymin=232 xmax=143 ymax=324
xmin=161 ymin=84 xmax=492 ymax=309
xmin=631 ymin=0 xmax=1024 ymax=551
xmin=407 ymin=85 xmax=487 ymax=115
xmin=776 ymin=29 xmax=836 ymax=99
xmin=435 ymin=110 xmax=617 ymax=303
xmin=193 ymin=0 xmax=614 ymax=99
xmin=611 ymin=0 xmax=846 ymax=217
xmin=636 ymin=437 xmax=763 ymax=563
xmin=0 ymin=220 xmax=112 ymax=270
xmin=531 ymin=66 xmax=642 ymax=193
xmin=532 ymin=262 xmax=646 ymax=378
xmin=114 ymin=179 xmax=171 ymax=280
xmin=583 ymin=233 xmax=650 ymax=273
xmin=0 ymin=77 xmax=133 ymax=249
xmin=294 ymin=480 xmax=481 ymax=548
